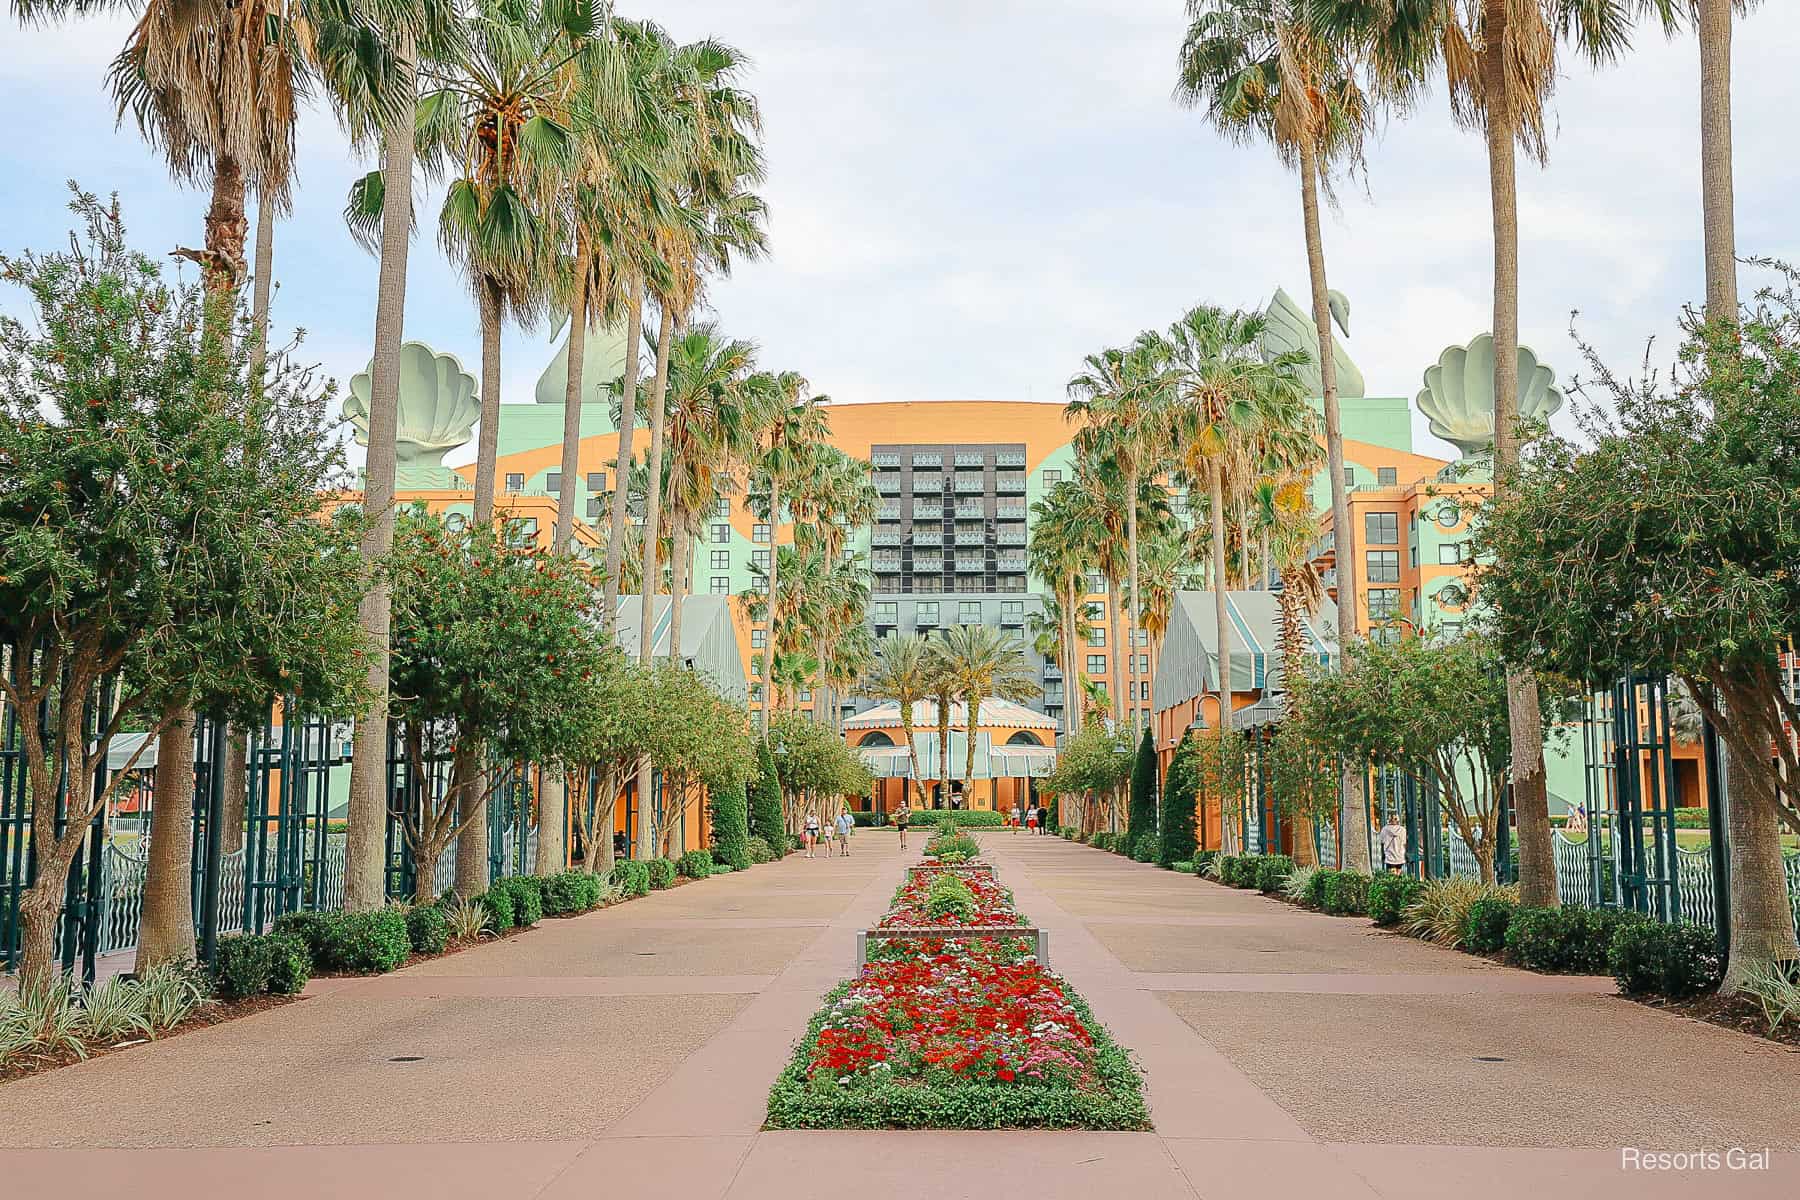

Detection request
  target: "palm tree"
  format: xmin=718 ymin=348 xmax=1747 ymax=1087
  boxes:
xmin=1027 ymin=480 xmax=1094 ymax=737
xmin=1066 ymin=339 xmax=1175 ymax=737
xmin=924 ymin=636 xmax=960 ymax=808
xmin=862 ymin=633 xmax=934 ymax=813
xmin=750 ymin=373 xmax=829 ymax=735
xmin=415 ymin=0 xmax=604 ymax=527
xmin=1323 ymin=0 xmax=1634 ymax=901
xmin=938 ymin=624 xmax=1041 ymax=805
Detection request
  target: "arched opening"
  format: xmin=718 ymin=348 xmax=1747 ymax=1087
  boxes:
xmin=857 ymin=730 xmax=896 ymax=748
xmin=1005 ymin=730 xmax=1044 ymax=746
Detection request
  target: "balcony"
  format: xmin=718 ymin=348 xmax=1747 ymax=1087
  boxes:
xmin=912 ymin=500 xmax=943 ymax=519
xmin=995 ymin=577 xmax=1026 ymax=593
xmin=954 ymin=452 xmax=985 ymax=467
xmin=913 ymin=473 xmax=944 ymax=492
xmin=872 ymin=452 xmax=901 ymax=468
xmin=874 ymin=473 xmax=901 ymax=494
xmin=995 ymin=472 xmax=1026 ymax=493
xmin=1044 ymin=663 xmax=1062 ymax=680
xmin=915 ymin=612 xmax=940 ymax=629
xmin=955 ymin=556 xmax=987 ymax=573
xmin=872 ymin=553 xmax=902 ymax=570
xmin=997 ymin=553 xmax=1027 ymax=571
xmin=995 ymin=503 xmax=1027 ymax=521
xmin=954 ymin=475 xmax=985 ymax=494
xmin=911 ymin=527 xmax=942 ymax=546
xmin=911 ymin=452 xmax=942 ymax=469
xmin=999 ymin=611 xmax=1024 ymax=629
xmin=953 ymin=501 xmax=985 ymax=519
xmin=876 ymin=505 xmax=901 ymax=523
xmin=912 ymin=555 xmax=944 ymax=573
xmin=872 ymin=530 xmax=902 ymax=547
xmin=953 ymin=529 xmax=986 ymax=547
xmin=995 ymin=451 xmax=1026 ymax=468
xmin=997 ymin=528 xmax=1026 ymax=546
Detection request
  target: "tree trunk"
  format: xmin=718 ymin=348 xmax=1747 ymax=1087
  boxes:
xmin=964 ymin=697 xmax=981 ymax=792
xmin=472 ymin=274 xmax=505 ymax=526
xmin=453 ymin=747 xmax=487 ymax=899
xmin=221 ymin=725 xmax=248 ymax=855
xmin=198 ymin=152 xmax=250 ymax=292
xmin=1108 ymin=578 xmax=1123 ymax=728
xmin=638 ymin=306 xmax=675 ymax=666
xmin=535 ymin=766 xmax=565 ymax=877
xmin=1479 ymin=5 xmax=1551 ymax=905
xmin=1299 ymin=139 xmax=1369 ymax=874
xmin=412 ymin=845 xmax=440 ymax=905
xmin=135 ymin=710 xmax=197 ymax=971
xmin=249 ymin=195 xmax=275 ymax=384
xmin=554 ymin=266 xmax=587 ymax=556
xmin=602 ymin=290 xmax=644 ymax=631
xmin=1126 ymin=466 xmax=1141 ymax=735
xmin=1697 ymin=0 xmax=1739 ymax=320
xmin=1720 ymin=731 xmax=1800 ymax=992
xmin=345 ymin=60 xmax=416 ymax=912
xmin=1209 ymin=465 xmax=1232 ymax=736
xmin=668 ymin=520 xmax=689 ymax=668
xmin=761 ymin=477 xmax=782 ymax=738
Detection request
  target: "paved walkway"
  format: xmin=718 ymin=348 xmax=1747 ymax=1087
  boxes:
xmin=2 ymin=832 xmax=1796 ymax=1198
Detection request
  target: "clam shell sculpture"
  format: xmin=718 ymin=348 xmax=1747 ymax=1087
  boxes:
xmin=1416 ymin=334 xmax=1564 ymax=458
xmin=344 ymin=342 xmax=480 ymax=467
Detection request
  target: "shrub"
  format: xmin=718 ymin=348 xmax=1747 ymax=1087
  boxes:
xmin=265 ymin=933 xmax=312 ymax=995
xmin=543 ymin=870 xmax=603 ymax=915
xmin=1402 ymin=878 xmax=1516 ymax=948
xmin=270 ymin=911 xmax=331 ymax=960
xmin=746 ymin=835 xmax=777 ymax=865
xmin=1608 ymin=920 xmax=1722 ymax=998
xmin=1157 ymin=738 xmax=1199 ymax=866
xmin=444 ymin=898 xmax=491 ymax=941
xmin=750 ymin=739 xmax=784 ymax=848
xmin=404 ymin=903 xmax=450 ymax=955
xmin=709 ymin=862 xmax=735 ymax=875
xmin=272 ymin=908 xmax=408 ymax=974
xmin=677 ymin=849 xmax=715 ymax=879
xmin=1303 ymin=868 xmax=1335 ymax=908
xmin=506 ymin=876 xmax=544 ymax=926
xmin=1323 ymin=871 xmax=1372 ymax=916
xmin=1194 ymin=850 xmax=1218 ymax=875
xmin=1256 ymin=855 xmax=1294 ymax=894
xmin=1090 ymin=832 xmax=1112 ymax=852
xmin=1131 ymin=836 xmax=1157 ymax=863
xmin=710 ymin=780 xmax=754 ymax=870
xmin=610 ymin=859 xmax=651 ymax=898
xmin=924 ymin=873 xmax=978 ymax=922
xmin=479 ymin=887 xmax=517 ymax=932
xmin=1281 ymin=865 xmax=1319 ymax=904
xmin=1366 ymin=874 xmax=1424 ymax=927
xmin=1738 ymin=961 xmax=1800 ymax=1033
xmin=897 ymin=809 xmax=1005 ymax=828
xmin=1461 ymin=897 xmax=1517 ymax=954
xmin=1214 ymin=854 xmax=1239 ymax=885
xmin=1505 ymin=906 xmax=1644 ymax=974
xmin=1172 ymin=860 xmax=1194 ymax=874
xmin=212 ymin=934 xmax=275 ymax=1000
xmin=1223 ymin=855 xmax=1267 ymax=889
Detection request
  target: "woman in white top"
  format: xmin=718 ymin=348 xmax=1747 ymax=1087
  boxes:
xmin=803 ymin=811 xmax=821 ymax=859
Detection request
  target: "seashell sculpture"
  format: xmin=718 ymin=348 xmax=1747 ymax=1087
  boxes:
xmin=534 ymin=315 xmax=631 ymax=406
xmin=1416 ymin=333 xmax=1564 ymax=459
xmin=1259 ymin=286 xmax=1366 ymax=399
xmin=344 ymin=342 xmax=480 ymax=484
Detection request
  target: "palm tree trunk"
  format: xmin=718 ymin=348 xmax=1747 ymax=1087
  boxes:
xmin=1209 ymin=465 xmax=1232 ymax=737
xmin=1697 ymin=0 xmax=1739 ymax=319
xmin=1479 ymin=7 xmax=1547 ymax=900
xmin=1299 ymin=139 xmax=1369 ymax=873
xmin=198 ymin=153 xmax=250 ymax=293
xmin=900 ymin=713 xmax=916 ymax=810
xmin=937 ymin=707 xmax=951 ymax=808
xmin=602 ymin=290 xmax=644 ymax=632
xmin=964 ymin=695 xmax=981 ymax=796
xmin=249 ymin=196 xmax=275 ymax=384
xmin=345 ymin=51 xmax=416 ymax=911
xmin=472 ymin=274 xmax=505 ymax=526
xmin=1108 ymin=580 xmax=1123 ymax=729
xmin=134 ymin=709 xmax=196 ymax=971
xmin=1126 ymin=466 xmax=1141 ymax=736
xmin=761 ymin=478 xmax=782 ymax=738
xmin=638 ymin=305 xmax=675 ymax=667
xmin=668 ymin=519 xmax=690 ymax=666
xmin=554 ymin=268 xmax=587 ymax=555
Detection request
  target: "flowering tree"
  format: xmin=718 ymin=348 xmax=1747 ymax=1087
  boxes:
xmin=0 ymin=192 xmax=364 ymax=988
xmin=1477 ymin=286 xmax=1800 ymax=986
xmin=1042 ymin=721 xmax=1131 ymax=835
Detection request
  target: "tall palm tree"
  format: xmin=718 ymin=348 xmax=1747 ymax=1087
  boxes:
xmin=1066 ymin=340 xmax=1175 ymax=737
xmin=924 ymin=636 xmax=960 ymax=808
xmin=1324 ymin=0 xmax=1634 ymax=900
xmin=1027 ymin=480 xmax=1094 ymax=737
xmin=416 ymin=0 xmax=604 ymax=527
xmin=750 ymin=373 xmax=829 ymax=736
xmin=861 ymin=633 xmax=934 ymax=813
xmin=938 ymin=624 xmax=1041 ymax=804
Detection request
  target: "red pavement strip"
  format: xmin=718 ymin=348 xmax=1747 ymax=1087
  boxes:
xmin=4 ymin=833 xmax=1797 ymax=1199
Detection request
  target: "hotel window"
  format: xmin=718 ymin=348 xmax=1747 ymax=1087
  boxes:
xmin=1000 ymin=600 xmax=1024 ymax=621
xmin=1367 ymin=550 xmax=1400 ymax=583
xmin=1086 ymin=573 xmax=1107 ymax=594
xmin=586 ymin=472 xmax=606 ymax=491
xmin=586 ymin=497 xmax=603 ymax=518
xmin=959 ymin=601 xmax=982 ymax=623
xmin=753 ymin=523 xmax=770 ymax=543
xmin=1365 ymin=512 xmax=1399 ymax=545
xmin=711 ymin=523 xmax=730 ymax=544
xmin=1410 ymin=545 xmax=1419 ymax=569
xmin=1086 ymin=600 xmax=1105 ymax=623
xmin=915 ymin=601 xmax=939 ymax=625
xmin=752 ymin=577 xmax=768 ymax=594
xmin=1042 ymin=469 xmax=1062 ymax=486
xmin=710 ymin=550 xmax=729 ymax=570
xmin=710 ymin=576 xmax=730 ymax=595
xmin=504 ymin=472 xmax=525 ymax=493
xmin=1439 ymin=543 xmax=1464 ymax=565
xmin=750 ymin=684 xmax=763 ymax=702
xmin=1435 ymin=501 xmax=1461 ymax=529
xmin=1137 ymin=654 xmax=1149 ymax=674
xmin=545 ymin=471 xmax=561 ymax=493
xmin=1377 ymin=466 xmax=1397 ymax=486
xmin=714 ymin=497 xmax=730 ymax=518
xmin=1088 ymin=626 xmax=1105 ymax=647
xmin=1085 ymin=654 xmax=1107 ymax=676
xmin=1343 ymin=467 xmax=1355 ymax=486
xmin=1134 ymin=629 xmax=1149 ymax=646
xmin=798 ymin=689 xmax=812 ymax=703
xmin=1368 ymin=588 xmax=1401 ymax=621
xmin=1440 ymin=620 xmax=1463 ymax=638
xmin=1170 ymin=492 xmax=1187 ymax=515
xmin=751 ymin=628 xmax=768 ymax=648
xmin=752 ymin=549 xmax=770 ymax=568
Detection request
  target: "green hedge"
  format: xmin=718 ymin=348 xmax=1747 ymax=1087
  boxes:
xmin=710 ymin=780 xmax=754 ymax=871
xmin=1157 ymin=738 xmax=1198 ymax=866
xmin=610 ymin=859 xmax=651 ymax=898
xmin=405 ymin=903 xmax=449 ymax=955
xmin=1256 ymin=855 xmax=1294 ymax=894
xmin=765 ymin=982 xmax=1149 ymax=1130
xmin=543 ymin=870 xmax=604 ymax=915
xmin=746 ymin=835 xmax=777 ymax=865
xmin=213 ymin=931 xmax=311 ymax=999
xmin=900 ymin=809 xmax=1006 ymax=828
xmin=1608 ymin=920 xmax=1722 ymax=998
xmin=677 ymin=849 xmax=715 ymax=879
xmin=1130 ymin=835 xmax=1156 ymax=863
xmin=1323 ymin=871 xmax=1372 ymax=916
xmin=500 ymin=876 xmax=543 ymax=926
xmin=1090 ymin=832 xmax=1114 ymax=852
xmin=1505 ymin=905 xmax=1647 ymax=974
xmin=1302 ymin=868 xmax=1334 ymax=908
xmin=1461 ymin=897 xmax=1517 ymax=954
xmin=750 ymin=740 xmax=785 ymax=848
xmin=1367 ymin=874 xmax=1423 ymax=926
xmin=273 ymin=907 xmax=410 ymax=974
xmin=478 ymin=887 xmax=516 ymax=932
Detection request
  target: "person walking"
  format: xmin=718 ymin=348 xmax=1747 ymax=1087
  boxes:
xmin=1036 ymin=804 xmax=1050 ymax=836
xmin=834 ymin=808 xmax=854 ymax=857
xmin=1379 ymin=813 xmax=1408 ymax=875
xmin=1025 ymin=805 xmax=1038 ymax=835
xmin=1010 ymin=803 xmax=1022 ymax=833
xmin=894 ymin=802 xmax=910 ymax=851
xmin=803 ymin=810 xmax=822 ymax=859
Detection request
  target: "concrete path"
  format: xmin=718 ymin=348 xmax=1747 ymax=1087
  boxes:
xmin=2 ymin=832 xmax=1796 ymax=1199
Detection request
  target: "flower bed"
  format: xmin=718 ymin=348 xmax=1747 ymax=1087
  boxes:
xmin=767 ymin=836 xmax=1146 ymax=1129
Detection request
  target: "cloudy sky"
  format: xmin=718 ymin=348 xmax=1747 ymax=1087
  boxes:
xmin=2 ymin=2 xmax=1795 ymax=461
